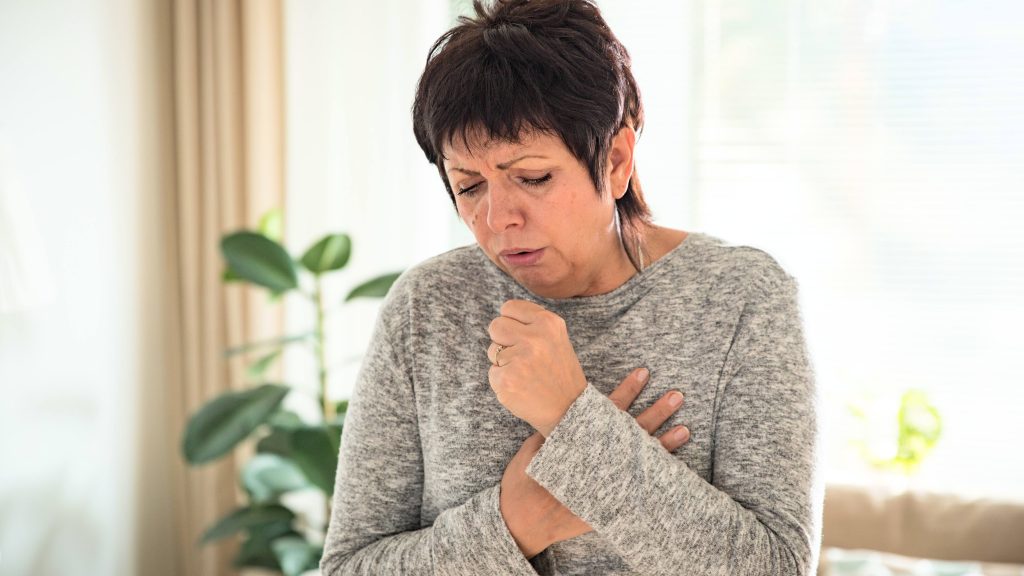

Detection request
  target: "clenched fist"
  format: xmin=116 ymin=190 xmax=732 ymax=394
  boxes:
xmin=487 ymin=300 xmax=588 ymax=437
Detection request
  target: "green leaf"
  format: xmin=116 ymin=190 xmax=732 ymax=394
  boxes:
xmin=247 ymin=350 xmax=282 ymax=380
xmin=289 ymin=426 xmax=341 ymax=493
xmin=182 ymin=384 xmax=290 ymax=464
xmin=300 ymin=234 xmax=352 ymax=275
xmin=893 ymin=389 xmax=943 ymax=473
xmin=272 ymin=536 xmax=320 ymax=576
xmin=333 ymin=400 xmax=349 ymax=426
xmin=222 ymin=266 xmax=243 ymax=283
xmin=256 ymin=411 xmax=310 ymax=457
xmin=345 ymin=271 xmax=403 ymax=302
xmin=233 ymin=521 xmax=296 ymax=569
xmin=268 ymin=410 xmax=305 ymax=430
xmin=259 ymin=208 xmax=284 ymax=243
xmin=199 ymin=504 xmax=295 ymax=544
xmin=224 ymin=331 xmax=313 ymax=358
xmin=234 ymin=542 xmax=279 ymax=570
xmin=242 ymin=454 xmax=310 ymax=504
xmin=332 ymin=412 xmax=347 ymax=427
xmin=327 ymin=423 xmax=343 ymax=459
xmin=221 ymin=231 xmax=299 ymax=293
xmin=256 ymin=427 xmax=292 ymax=457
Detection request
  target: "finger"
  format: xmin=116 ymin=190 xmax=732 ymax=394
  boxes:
xmin=607 ymin=368 xmax=650 ymax=411
xmin=487 ymin=341 xmax=514 ymax=366
xmin=498 ymin=299 xmax=548 ymax=324
xmin=488 ymin=315 xmax=529 ymax=344
xmin=635 ymin=390 xmax=684 ymax=434
xmin=657 ymin=425 xmax=691 ymax=452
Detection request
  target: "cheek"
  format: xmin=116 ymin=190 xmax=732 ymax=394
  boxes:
xmin=457 ymin=202 xmax=480 ymax=229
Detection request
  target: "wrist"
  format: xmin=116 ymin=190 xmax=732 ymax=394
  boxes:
xmin=539 ymin=381 xmax=587 ymax=438
xmin=499 ymin=485 xmax=551 ymax=558
xmin=504 ymin=512 xmax=549 ymax=559
xmin=515 ymin=529 xmax=548 ymax=559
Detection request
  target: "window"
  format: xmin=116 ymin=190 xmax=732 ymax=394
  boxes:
xmin=681 ymin=0 xmax=1024 ymax=498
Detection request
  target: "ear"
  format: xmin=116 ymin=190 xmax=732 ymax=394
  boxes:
xmin=606 ymin=125 xmax=636 ymax=201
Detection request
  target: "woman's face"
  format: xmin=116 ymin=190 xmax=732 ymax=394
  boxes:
xmin=443 ymin=128 xmax=636 ymax=299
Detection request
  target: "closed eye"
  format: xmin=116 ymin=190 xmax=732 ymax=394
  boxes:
xmin=457 ymin=173 xmax=551 ymax=197
xmin=521 ymin=174 xmax=552 ymax=187
xmin=456 ymin=182 xmax=482 ymax=197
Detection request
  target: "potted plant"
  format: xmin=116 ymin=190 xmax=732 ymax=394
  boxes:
xmin=181 ymin=209 xmax=401 ymax=574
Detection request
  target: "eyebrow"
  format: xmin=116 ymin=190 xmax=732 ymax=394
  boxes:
xmin=447 ymin=155 xmax=549 ymax=176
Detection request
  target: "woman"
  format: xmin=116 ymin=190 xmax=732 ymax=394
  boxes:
xmin=321 ymin=1 xmax=821 ymax=574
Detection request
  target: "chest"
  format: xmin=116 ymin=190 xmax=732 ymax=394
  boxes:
xmin=413 ymin=306 xmax=735 ymax=524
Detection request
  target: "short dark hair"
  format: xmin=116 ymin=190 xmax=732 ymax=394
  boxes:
xmin=412 ymin=0 xmax=653 ymax=260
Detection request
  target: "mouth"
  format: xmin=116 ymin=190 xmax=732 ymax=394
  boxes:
xmin=499 ymin=247 xmax=545 ymax=267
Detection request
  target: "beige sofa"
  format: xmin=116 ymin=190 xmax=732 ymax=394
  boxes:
xmin=819 ymin=484 xmax=1024 ymax=574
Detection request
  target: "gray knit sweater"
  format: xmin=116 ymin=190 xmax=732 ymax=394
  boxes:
xmin=320 ymin=231 xmax=822 ymax=575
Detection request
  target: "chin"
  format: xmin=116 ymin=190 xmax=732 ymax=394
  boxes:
xmin=489 ymin=255 xmax=567 ymax=297
xmin=517 ymin=274 xmax=570 ymax=299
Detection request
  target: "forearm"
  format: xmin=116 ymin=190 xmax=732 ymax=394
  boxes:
xmin=525 ymin=384 xmax=820 ymax=575
xmin=322 ymin=284 xmax=541 ymax=575
xmin=502 ymin=477 xmax=605 ymax=560
xmin=499 ymin=483 xmax=554 ymax=560
xmin=322 ymin=483 xmax=540 ymax=575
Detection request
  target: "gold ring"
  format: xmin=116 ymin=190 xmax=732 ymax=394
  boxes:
xmin=494 ymin=344 xmax=507 ymax=367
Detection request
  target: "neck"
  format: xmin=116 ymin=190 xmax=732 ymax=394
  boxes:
xmin=621 ymin=221 xmax=648 ymax=274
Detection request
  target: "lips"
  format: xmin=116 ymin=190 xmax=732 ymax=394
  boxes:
xmin=499 ymin=247 xmax=545 ymax=267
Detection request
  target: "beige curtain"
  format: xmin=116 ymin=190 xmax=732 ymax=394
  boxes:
xmin=165 ymin=1 xmax=286 ymax=574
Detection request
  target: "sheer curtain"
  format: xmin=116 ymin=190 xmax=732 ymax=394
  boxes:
xmin=0 ymin=1 xmax=290 ymax=574
xmin=0 ymin=133 xmax=56 ymax=314
xmin=169 ymin=1 xmax=288 ymax=574
xmin=0 ymin=0 xmax=178 ymax=574
xmin=283 ymin=0 xmax=457 ymax=408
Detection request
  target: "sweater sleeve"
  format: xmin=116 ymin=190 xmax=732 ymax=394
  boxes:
xmin=320 ymin=276 xmax=540 ymax=575
xmin=524 ymin=260 xmax=822 ymax=575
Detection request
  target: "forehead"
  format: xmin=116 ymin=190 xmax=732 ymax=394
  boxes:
xmin=442 ymin=129 xmax=565 ymax=166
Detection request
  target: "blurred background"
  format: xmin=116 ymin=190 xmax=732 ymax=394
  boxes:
xmin=1 ymin=0 xmax=1022 ymax=575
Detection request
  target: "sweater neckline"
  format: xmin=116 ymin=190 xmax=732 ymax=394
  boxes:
xmin=477 ymin=231 xmax=705 ymax=315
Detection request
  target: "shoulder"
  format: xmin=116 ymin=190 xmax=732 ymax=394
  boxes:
xmin=384 ymin=244 xmax=491 ymax=300
xmin=686 ymin=233 xmax=798 ymax=302
xmin=374 ymin=244 xmax=499 ymax=325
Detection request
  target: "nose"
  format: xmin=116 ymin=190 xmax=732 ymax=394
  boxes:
xmin=485 ymin=181 xmax=524 ymax=232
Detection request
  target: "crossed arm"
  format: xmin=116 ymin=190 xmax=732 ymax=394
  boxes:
xmin=498 ymin=366 xmax=691 ymax=559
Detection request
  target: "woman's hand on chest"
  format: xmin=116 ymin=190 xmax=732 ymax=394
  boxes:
xmin=487 ymin=299 xmax=588 ymax=437
xmin=499 ymin=367 xmax=692 ymax=556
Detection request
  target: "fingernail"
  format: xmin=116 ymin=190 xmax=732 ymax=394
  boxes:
xmin=637 ymin=368 xmax=649 ymax=383
xmin=668 ymin=391 xmax=683 ymax=407
xmin=674 ymin=426 xmax=689 ymax=441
